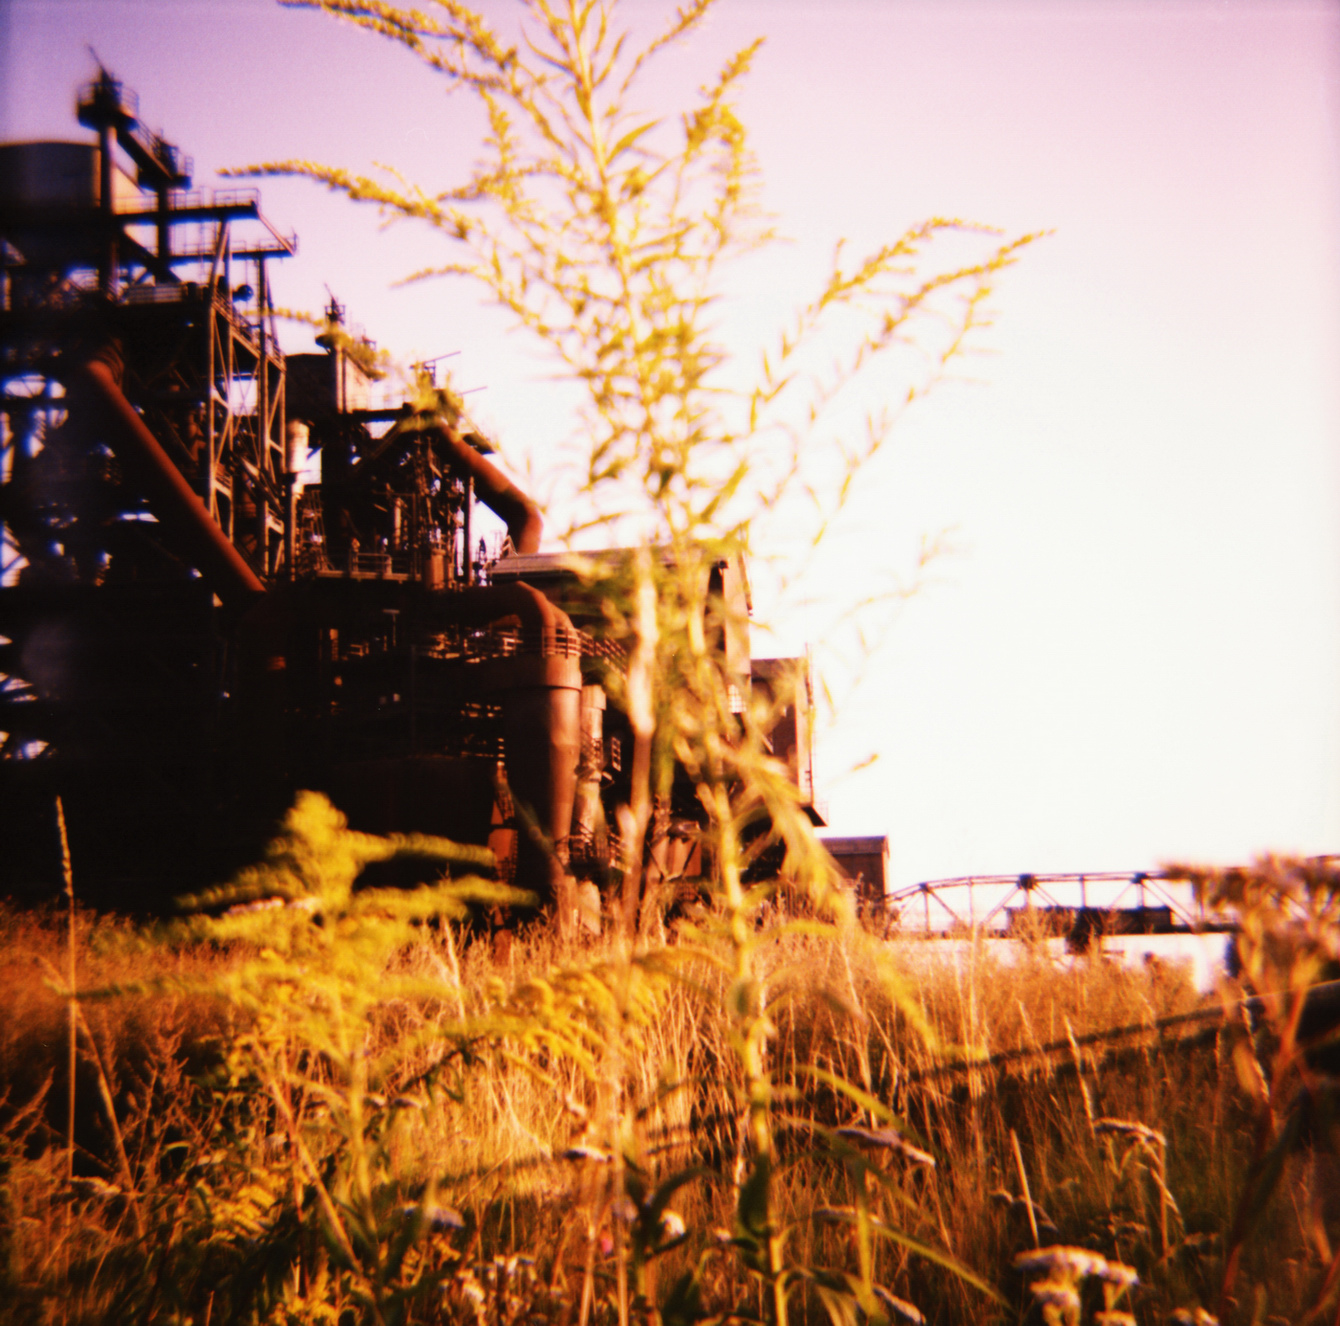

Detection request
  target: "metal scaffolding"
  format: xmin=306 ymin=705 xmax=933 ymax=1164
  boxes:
xmin=0 ymin=73 xmax=822 ymax=920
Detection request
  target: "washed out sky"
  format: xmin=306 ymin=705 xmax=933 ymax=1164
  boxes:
xmin=3 ymin=0 xmax=1338 ymax=889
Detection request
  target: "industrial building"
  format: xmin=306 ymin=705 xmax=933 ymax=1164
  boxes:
xmin=0 ymin=73 xmax=834 ymax=919
xmin=819 ymin=836 xmax=890 ymax=916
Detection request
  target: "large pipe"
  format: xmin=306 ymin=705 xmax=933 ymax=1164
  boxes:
xmin=501 ymin=675 xmax=581 ymax=912
xmin=432 ymin=423 xmax=543 ymax=555
xmin=448 ymin=579 xmax=581 ymax=911
xmin=66 ymin=345 xmax=265 ymax=604
xmin=571 ymin=683 xmax=606 ymax=858
xmin=447 ymin=579 xmax=569 ymax=637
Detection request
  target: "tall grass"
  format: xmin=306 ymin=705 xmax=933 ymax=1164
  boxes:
xmin=2 ymin=841 xmax=1335 ymax=1324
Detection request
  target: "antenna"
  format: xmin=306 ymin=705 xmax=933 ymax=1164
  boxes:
xmin=410 ymin=350 xmax=461 ymax=386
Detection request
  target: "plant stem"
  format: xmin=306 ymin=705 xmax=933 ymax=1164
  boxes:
xmin=58 ymin=797 xmax=75 ymax=1187
xmin=1011 ymin=1129 xmax=1040 ymax=1247
xmin=71 ymin=1002 xmax=144 ymax=1237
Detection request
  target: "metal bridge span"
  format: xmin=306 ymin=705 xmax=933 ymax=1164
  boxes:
xmin=875 ymin=869 xmax=1222 ymax=941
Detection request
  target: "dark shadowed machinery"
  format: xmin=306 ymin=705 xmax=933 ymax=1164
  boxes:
xmin=0 ymin=74 xmax=824 ymax=916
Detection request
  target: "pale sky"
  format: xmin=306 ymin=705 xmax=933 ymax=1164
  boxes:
xmin=4 ymin=0 xmax=1338 ymax=889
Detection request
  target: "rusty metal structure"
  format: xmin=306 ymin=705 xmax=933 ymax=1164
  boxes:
xmin=0 ymin=75 xmax=823 ymax=914
xmin=875 ymin=870 xmax=1224 ymax=945
xmin=820 ymin=835 xmax=890 ymax=916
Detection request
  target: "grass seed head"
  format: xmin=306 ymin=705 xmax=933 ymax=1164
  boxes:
xmin=815 ymin=1205 xmax=858 ymax=1225
xmin=1014 ymin=1246 xmax=1109 ymax=1279
xmin=1094 ymin=1117 xmax=1166 ymax=1148
xmin=1095 ymin=1260 xmax=1139 ymax=1290
xmin=833 ymin=1125 xmax=935 ymax=1166
xmin=1028 ymin=1281 xmax=1083 ymax=1311
xmin=872 ymin=1285 xmax=925 ymax=1324
xmin=399 ymin=1202 xmax=466 ymax=1231
xmin=562 ymin=1144 xmax=611 ymax=1163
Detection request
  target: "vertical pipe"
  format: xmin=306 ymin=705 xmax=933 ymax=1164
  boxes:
xmin=284 ymin=420 xmax=304 ymax=581
xmin=571 ymin=684 xmax=606 ymax=859
xmin=255 ymin=259 xmax=269 ymax=574
xmin=503 ymin=673 xmax=581 ymax=911
xmin=463 ymin=474 xmax=474 ymax=584
xmin=156 ymin=185 xmax=170 ymax=276
xmin=223 ymin=230 xmax=236 ymax=546
xmin=205 ymin=277 xmax=217 ymax=518
xmin=98 ymin=123 xmax=117 ymax=297
xmin=256 ymin=259 xmax=267 ymax=445
xmin=445 ymin=492 xmax=457 ymax=586
xmin=282 ymin=472 xmax=296 ymax=580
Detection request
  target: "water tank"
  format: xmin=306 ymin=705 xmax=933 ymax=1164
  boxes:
xmin=0 ymin=141 xmax=138 ymax=211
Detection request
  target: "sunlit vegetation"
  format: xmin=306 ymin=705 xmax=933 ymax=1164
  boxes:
xmin=2 ymin=3 xmax=1334 ymax=1323
xmin=1 ymin=844 xmax=1337 ymax=1323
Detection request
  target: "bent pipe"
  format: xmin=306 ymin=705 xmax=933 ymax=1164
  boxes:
xmin=432 ymin=423 xmax=543 ymax=555
xmin=67 ymin=347 xmax=266 ymax=605
xmin=444 ymin=579 xmax=570 ymax=637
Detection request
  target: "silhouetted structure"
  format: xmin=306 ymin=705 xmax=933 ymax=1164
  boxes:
xmin=0 ymin=74 xmax=823 ymax=916
xmin=821 ymin=835 xmax=890 ymax=915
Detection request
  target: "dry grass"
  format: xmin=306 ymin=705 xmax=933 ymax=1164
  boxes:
xmin=0 ymin=896 xmax=1331 ymax=1325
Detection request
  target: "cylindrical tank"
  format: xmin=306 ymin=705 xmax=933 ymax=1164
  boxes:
xmin=0 ymin=142 xmax=100 ymax=209
xmin=0 ymin=141 xmax=140 ymax=209
xmin=497 ymin=654 xmax=583 ymax=910
xmin=0 ymin=142 xmax=140 ymax=268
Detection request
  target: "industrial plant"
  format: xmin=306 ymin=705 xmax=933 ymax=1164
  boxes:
xmin=0 ymin=73 xmax=861 ymax=919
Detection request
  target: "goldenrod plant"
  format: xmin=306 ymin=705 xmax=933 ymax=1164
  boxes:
xmin=4 ymin=887 xmax=1338 ymax=1321
xmin=233 ymin=3 xmax=1043 ymax=1322
xmin=239 ymin=0 xmax=1042 ymax=924
xmin=44 ymin=793 xmax=530 ymax=1323
xmin=1167 ymin=855 xmax=1340 ymax=1322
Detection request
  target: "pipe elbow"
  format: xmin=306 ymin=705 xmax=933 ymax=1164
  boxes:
xmin=448 ymin=581 xmax=575 ymax=640
xmin=510 ymin=579 xmax=572 ymax=637
xmin=509 ymin=498 xmax=544 ymax=556
xmin=434 ymin=423 xmax=543 ymax=554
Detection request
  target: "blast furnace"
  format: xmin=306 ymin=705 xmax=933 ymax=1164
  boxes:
xmin=0 ymin=73 xmax=823 ymax=917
